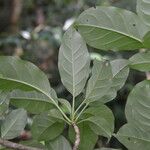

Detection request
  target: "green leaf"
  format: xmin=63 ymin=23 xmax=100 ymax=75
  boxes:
xmin=93 ymin=59 xmax=129 ymax=104
xmin=129 ymin=52 xmax=150 ymax=72
xmin=137 ymin=0 xmax=150 ymax=28
xmin=76 ymin=6 xmax=148 ymax=51
xmin=110 ymin=59 xmax=129 ymax=90
xmin=0 ymin=56 xmax=57 ymax=105
xmin=58 ymin=27 xmax=90 ymax=97
xmin=116 ymin=80 xmax=150 ymax=149
xmin=69 ymin=122 xmax=98 ymax=150
xmin=1 ymin=108 xmax=27 ymax=139
xmin=143 ymin=31 xmax=150 ymax=48
xmin=31 ymin=110 xmax=64 ymax=141
xmin=10 ymin=90 xmax=55 ymax=114
xmin=59 ymin=99 xmax=71 ymax=114
xmin=125 ymin=80 xmax=150 ymax=130
xmin=115 ymin=124 xmax=150 ymax=150
xmin=87 ymin=59 xmax=129 ymax=106
xmin=85 ymin=60 xmax=112 ymax=103
xmin=80 ymin=105 xmax=114 ymax=139
xmin=0 ymin=91 xmax=9 ymax=118
xmin=47 ymin=136 xmax=72 ymax=150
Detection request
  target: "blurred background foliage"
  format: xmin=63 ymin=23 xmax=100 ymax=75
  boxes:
xmin=0 ymin=0 xmax=146 ymax=149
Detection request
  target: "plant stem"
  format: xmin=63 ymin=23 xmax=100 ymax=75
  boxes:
xmin=54 ymin=101 xmax=72 ymax=124
xmin=74 ymin=100 xmax=86 ymax=117
xmin=75 ymin=103 xmax=88 ymax=122
xmin=0 ymin=138 xmax=43 ymax=150
xmin=71 ymin=95 xmax=75 ymax=121
xmin=72 ymin=123 xmax=80 ymax=150
xmin=38 ymin=90 xmax=72 ymax=124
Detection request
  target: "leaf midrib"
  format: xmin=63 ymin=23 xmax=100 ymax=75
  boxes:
xmin=77 ymin=24 xmax=143 ymax=43
xmin=0 ymin=77 xmax=55 ymax=105
xmin=11 ymin=97 xmax=50 ymax=103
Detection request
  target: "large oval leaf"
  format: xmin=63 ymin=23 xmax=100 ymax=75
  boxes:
xmin=129 ymin=52 xmax=150 ymax=72
xmin=116 ymin=80 xmax=150 ymax=149
xmin=58 ymin=27 xmax=90 ymax=97
xmin=125 ymin=80 xmax=150 ymax=130
xmin=76 ymin=6 xmax=148 ymax=51
xmin=116 ymin=124 xmax=150 ymax=150
xmin=0 ymin=56 xmax=57 ymax=105
xmin=1 ymin=108 xmax=27 ymax=139
xmin=137 ymin=0 xmax=150 ymax=28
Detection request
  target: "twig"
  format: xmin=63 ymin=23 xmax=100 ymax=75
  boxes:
xmin=0 ymin=138 xmax=44 ymax=150
xmin=72 ymin=123 xmax=80 ymax=150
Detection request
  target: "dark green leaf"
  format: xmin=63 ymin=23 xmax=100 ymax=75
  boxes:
xmin=31 ymin=110 xmax=64 ymax=141
xmin=80 ymin=105 xmax=114 ymax=139
xmin=143 ymin=31 xmax=150 ymax=48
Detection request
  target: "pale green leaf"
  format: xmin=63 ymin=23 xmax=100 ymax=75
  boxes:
xmin=1 ymin=108 xmax=27 ymax=139
xmin=69 ymin=122 xmax=98 ymax=150
xmin=0 ymin=91 xmax=9 ymax=118
xmin=125 ymin=80 xmax=150 ymax=130
xmin=31 ymin=110 xmax=64 ymax=141
xmin=76 ymin=6 xmax=148 ymax=51
xmin=58 ymin=27 xmax=90 ymax=97
xmin=110 ymin=59 xmax=129 ymax=90
xmin=10 ymin=90 xmax=54 ymax=114
xmin=47 ymin=136 xmax=72 ymax=150
xmin=85 ymin=60 xmax=112 ymax=103
xmin=137 ymin=0 xmax=150 ymax=28
xmin=86 ymin=59 xmax=128 ymax=105
xmin=116 ymin=124 xmax=150 ymax=150
xmin=129 ymin=52 xmax=150 ymax=72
